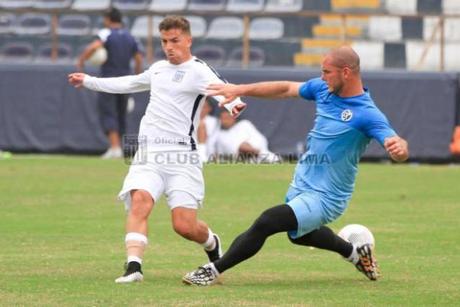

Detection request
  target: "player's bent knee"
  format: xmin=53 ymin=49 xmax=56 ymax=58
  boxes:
xmin=287 ymin=234 xmax=306 ymax=246
xmin=130 ymin=190 xmax=153 ymax=218
xmin=252 ymin=207 xmax=280 ymax=232
xmin=172 ymin=221 xmax=195 ymax=239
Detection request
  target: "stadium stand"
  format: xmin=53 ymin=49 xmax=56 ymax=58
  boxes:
xmin=444 ymin=43 xmax=460 ymax=70
xmin=131 ymin=15 xmax=162 ymax=38
xmin=331 ymin=0 xmax=381 ymax=12
xmin=443 ymin=0 xmax=460 ymax=14
xmin=417 ymin=0 xmax=442 ymax=14
xmin=303 ymin=0 xmax=331 ymax=11
xmin=0 ymin=13 xmax=15 ymax=34
xmin=264 ymin=0 xmax=303 ymax=13
xmin=385 ymin=0 xmax=417 ymax=14
xmin=383 ymin=42 xmax=406 ymax=68
xmin=186 ymin=15 xmax=207 ymax=38
xmin=444 ymin=18 xmax=460 ymax=41
xmin=0 ymin=0 xmax=459 ymax=70
xmin=401 ymin=17 xmax=423 ymax=40
xmin=72 ymin=0 xmax=112 ymax=11
xmin=420 ymin=16 xmax=460 ymax=42
xmin=188 ymin=0 xmax=226 ymax=11
xmin=113 ymin=0 xmax=151 ymax=11
xmin=352 ymin=41 xmax=384 ymax=69
xmin=14 ymin=13 xmax=51 ymax=35
xmin=193 ymin=44 xmax=226 ymax=67
xmin=226 ymin=46 xmax=265 ymax=67
xmin=57 ymin=14 xmax=91 ymax=36
xmin=252 ymin=40 xmax=299 ymax=66
xmin=249 ymin=17 xmax=284 ymax=40
xmin=0 ymin=41 xmax=34 ymax=62
xmin=0 ymin=0 xmax=33 ymax=9
xmin=226 ymin=0 xmax=265 ymax=12
xmin=36 ymin=42 xmax=73 ymax=63
xmin=33 ymin=0 xmax=72 ymax=10
xmin=406 ymin=40 xmax=440 ymax=70
xmin=206 ymin=16 xmax=244 ymax=40
xmin=150 ymin=0 xmax=188 ymax=12
xmin=368 ymin=16 xmax=402 ymax=41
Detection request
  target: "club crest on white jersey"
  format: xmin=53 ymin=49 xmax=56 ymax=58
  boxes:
xmin=173 ymin=70 xmax=186 ymax=82
xmin=341 ymin=109 xmax=353 ymax=122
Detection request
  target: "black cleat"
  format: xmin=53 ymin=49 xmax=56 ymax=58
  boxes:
xmin=183 ymin=264 xmax=218 ymax=286
xmin=354 ymin=244 xmax=380 ymax=281
xmin=115 ymin=261 xmax=143 ymax=283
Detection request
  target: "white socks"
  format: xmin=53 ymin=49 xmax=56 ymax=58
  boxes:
xmin=127 ymin=255 xmax=143 ymax=265
xmin=202 ymin=229 xmax=216 ymax=251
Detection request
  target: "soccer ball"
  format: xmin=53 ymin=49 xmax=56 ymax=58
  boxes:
xmin=87 ymin=47 xmax=107 ymax=66
xmin=338 ymin=224 xmax=375 ymax=247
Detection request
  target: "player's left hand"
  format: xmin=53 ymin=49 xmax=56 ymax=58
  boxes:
xmin=384 ymin=136 xmax=409 ymax=162
xmin=226 ymin=102 xmax=247 ymax=118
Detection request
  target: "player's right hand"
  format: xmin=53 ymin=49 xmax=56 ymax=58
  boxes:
xmin=68 ymin=73 xmax=86 ymax=88
xmin=207 ymin=83 xmax=240 ymax=106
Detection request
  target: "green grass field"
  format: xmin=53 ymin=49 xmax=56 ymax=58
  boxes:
xmin=0 ymin=156 xmax=459 ymax=306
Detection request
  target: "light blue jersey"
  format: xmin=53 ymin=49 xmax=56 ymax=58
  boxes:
xmin=286 ymin=78 xmax=396 ymax=238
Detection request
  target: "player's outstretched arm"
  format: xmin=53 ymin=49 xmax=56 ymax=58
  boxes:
xmin=68 ymin=70 xmax=151 ymax=94
xmin=384 ymin=136 xmax=409 ymax=162
xmin=68 ymin=73 xmax=86 ymax=88
xmin=207 ymin=81 xmax=302 ymax=106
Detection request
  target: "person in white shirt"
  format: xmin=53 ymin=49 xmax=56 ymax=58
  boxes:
xmin=197 ymin=99 xmax=219 ymax=161
xmin=197 ymin=100 xmax=278 ymax=163
xmin=68 ymin=15 xmax=245 ymax=283
xmin=213 ymin=111 xmax=278 ymax=163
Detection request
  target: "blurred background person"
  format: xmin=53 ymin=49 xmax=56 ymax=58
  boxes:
xmin=207 ymin=112 xmax=279 ymax=163
xmin=197 ymin=99 xmax=219 ymax=162
xmin=77 ymin=7 xmax=143 ymax=159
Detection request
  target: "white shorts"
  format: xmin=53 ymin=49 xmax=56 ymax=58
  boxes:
xmin=118 ymin=151 xmax=204 ymax=211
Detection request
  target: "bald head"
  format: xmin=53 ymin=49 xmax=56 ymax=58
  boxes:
xmin=326 ymin=46 xmax=360 ymax=73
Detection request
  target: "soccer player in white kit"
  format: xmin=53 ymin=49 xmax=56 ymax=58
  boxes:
xmin=68 ymin=15 xmax=246 ymax=283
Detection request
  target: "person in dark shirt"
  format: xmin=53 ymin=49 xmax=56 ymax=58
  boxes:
xmin=78 ymin=8 xmax=143 ymax=158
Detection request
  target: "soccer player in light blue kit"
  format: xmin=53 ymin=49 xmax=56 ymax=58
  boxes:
xmin=183 ymin=46 xmax=409 ymax=286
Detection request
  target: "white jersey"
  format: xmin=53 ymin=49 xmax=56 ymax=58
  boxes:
xmin=84 ymin=56 xmax=240 ymax=152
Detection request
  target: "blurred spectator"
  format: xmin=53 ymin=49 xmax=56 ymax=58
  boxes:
xmin=197 ymin=99 xmax=219 ymax=161
xmin=77 ymin=8 xmax=143 ymax=159
xmin=198 ymin=101 xmax=278 ymax=163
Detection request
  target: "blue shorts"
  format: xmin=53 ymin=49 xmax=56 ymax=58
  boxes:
xmin=286 ymin=187 xmax=325 ymax=239
xmin=285 ymin=186 xmax=347 ymax=239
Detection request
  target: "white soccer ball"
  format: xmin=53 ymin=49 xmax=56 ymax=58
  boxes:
xmin=87 ymin=47 xmax=107 ymax=66
xmin=338 ymin=224 xmax=375 ymax=247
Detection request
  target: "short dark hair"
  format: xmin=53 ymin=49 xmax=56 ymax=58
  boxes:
xmin=104 ymin=8 xmax=122 ymax=23
xmin=159 ymin=16 xmax=191 ymax=35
